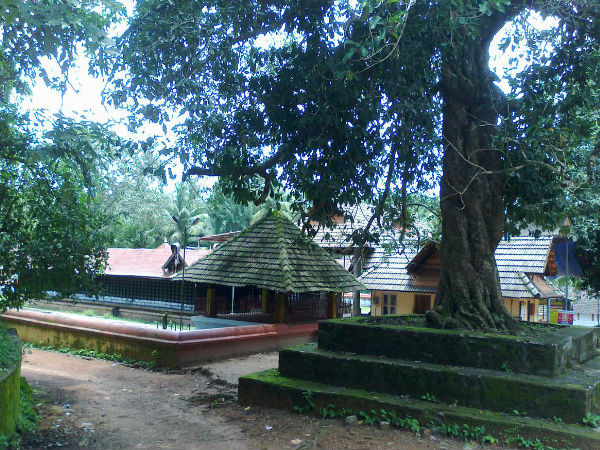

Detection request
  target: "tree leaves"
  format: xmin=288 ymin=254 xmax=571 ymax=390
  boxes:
xmin=0 ymin=0 xmax=124 ymax=309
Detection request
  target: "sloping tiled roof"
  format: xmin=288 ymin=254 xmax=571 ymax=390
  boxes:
xmin=174 ymin=212 xmax=365 ymax=293
xmin=312 ymin=203 xmax=376 ymax=250
xmin=105 ymin=244 xmax=210 ymax=278
xmin=496 ymin=236 xmax=555 ymax=299
xmin=198 ymin=231 xmax=241 ymax=243
xmin=361 ymin=236 xmax=562 ymax=300
xmin=361 ymin=246 xmax=438 ymax=293
xmin=495 ymin=236 xmax=553 ymax=273
xmin=311 ymin=203 xmax=432 ymax=251
xmin=568 ymin=288 xmax=599 ymax=314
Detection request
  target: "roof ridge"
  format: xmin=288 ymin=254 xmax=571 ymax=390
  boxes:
xmin=191 ymin=212 xmax=271 ymax=265
xmin=274 ymin=212 xmax=293 ymax=292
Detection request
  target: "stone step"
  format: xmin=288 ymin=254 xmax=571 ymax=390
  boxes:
xmin=238 ymin=369 xmax=600 ymax=450
xmin=318 ymin=317 xmax=600 ymax=377
xmin=278 ymin=343 xmax=600 ymax=423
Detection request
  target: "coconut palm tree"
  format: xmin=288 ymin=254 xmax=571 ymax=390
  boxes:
xmin=166 ymin=183 xmax=208 ymax=247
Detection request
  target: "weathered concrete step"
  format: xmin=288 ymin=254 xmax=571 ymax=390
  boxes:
xmin=318 ymin=317 xmax=600 ymax=377
xmin=238 ymin=369 xmax=600 ymax=450
xmin=279 ymin=343 xmax=600 ymax=423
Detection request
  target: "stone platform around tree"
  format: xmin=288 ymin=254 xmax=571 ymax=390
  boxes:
xmin=318 ymin=316 xmax=600 ymax=377
xmin=238 ymin=315 xmax=600 ymax=448
xmin=279 ymin=343 xmax=600 ymax=422
xmin=239 ymin=369 xmax=600 ymax=449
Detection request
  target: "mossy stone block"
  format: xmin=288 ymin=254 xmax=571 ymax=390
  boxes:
xmin=0 ymin=330 xmax=21 ymax=437
xmin=317 ymin=318 xmax=596 ymax=376
xmin=279 ymin=344 xmax=600 ymax=422
xmin=238 ymin=369 xmax=600 ymax=450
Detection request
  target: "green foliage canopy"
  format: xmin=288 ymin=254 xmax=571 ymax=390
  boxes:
xmin=112 ymin=0 xmax=598 ymax=231
xmin=0 ymin=0 xmax=124 ymax=309
xmin=111 ymin=0 xmax=600 ymax=327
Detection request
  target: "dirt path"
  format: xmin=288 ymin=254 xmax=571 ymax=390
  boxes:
xmin=20 ymin=348 xmax=514 ymax=450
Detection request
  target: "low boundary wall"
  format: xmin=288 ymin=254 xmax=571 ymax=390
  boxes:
xmin=1 ymin=309 xmax=317 ymax=367
xmin=0 ymin=330 xmax=21 ymax=437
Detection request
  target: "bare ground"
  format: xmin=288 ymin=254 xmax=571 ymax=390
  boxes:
xmin=19 ymin=348 xmax=516 ymax=450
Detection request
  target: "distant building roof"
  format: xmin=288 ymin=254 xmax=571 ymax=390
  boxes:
xmin=361 ymin=235 xmax=565 ymax=300
xmin=311 ymin=203 xmax=425 ymax=252
xmin=197 ymin=231 xmax=241 ymax=243
xmin=360 ymin=246 xmax=437 ymax=294
xmin=105 ymin=243 xmax=210 ymax=279
xmin=573 ymin=290 xmax=600 ymax=314
xmin=495 ymin=235 xmax=557 ymax=298
xmin=311 ymin=204 xmax=375 ymax=251
xmin=174 ymin=212 xmax=365 ymax=293
xmin=193 ymin=204 xmax=430 ymax=253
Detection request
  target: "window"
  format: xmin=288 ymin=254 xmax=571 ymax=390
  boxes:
xmin=391 ymin=295 xmax=396 ymax=306
xmin=373 ymin=296 xmax=380 ymax=305
xmin=383 ymin=295 xmax=389 ymax=315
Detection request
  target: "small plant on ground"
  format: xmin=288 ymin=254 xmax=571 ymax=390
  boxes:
xmin=434 ymin=422 xmax=497 ymax=445
xmin=318 ymin=403 xmax=341 ymax=418
xmin=292 ymin=399 xmax=420 ymax=433
xmin=506 ymin=435 xmax=556 ymax=450
xmin=23 ymin=343 xmax=157 ymax=369
xmin=582 ymin=412 xmax=600 ymax=427
xmin=358 ymin=409 xmax=380 ymax=426
xmin=293 ymin=390 xmax=315 ymax=414
xmin=421 ymin=393 xmax=437 ymax=402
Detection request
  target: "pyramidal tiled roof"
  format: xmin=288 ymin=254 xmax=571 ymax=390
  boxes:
xmin=173 ymin=211 xmax=365 ymax=293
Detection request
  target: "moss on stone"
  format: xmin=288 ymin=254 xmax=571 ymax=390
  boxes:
xmin=0 ymin=330 xmax=21 ymax=438
xmin=239 ymin=370 xmax=600 ymax=450
xmin=279 ymin=345 xmax=598 ymax=422
xmin=317 ymin=319 xmax=597 ymax=376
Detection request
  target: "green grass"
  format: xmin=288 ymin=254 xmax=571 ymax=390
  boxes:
xmin=0 ymin=327 xmax=20 ymax=375
xmin=23 ymin=343 xmax=157 ymax=370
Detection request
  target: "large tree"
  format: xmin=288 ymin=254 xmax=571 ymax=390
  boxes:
xmin=0 ymin=0 xmax=124 ymax=309
xmin=112 ymin=0 xmax=600 ymax=330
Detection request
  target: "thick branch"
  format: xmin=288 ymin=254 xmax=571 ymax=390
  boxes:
xmin=363 ymin=147 xmax=397 ymax=237
xmin=253 ymin=172 xmax=271 ymax=206
xmin=183 ymin=148 xmax=285 ymax=180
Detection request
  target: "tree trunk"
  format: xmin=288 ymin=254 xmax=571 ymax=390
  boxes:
xmin=425 ymin=21 xmax=519 ymax=332
xmin=352 ymin=247 xmax=362 ymax=316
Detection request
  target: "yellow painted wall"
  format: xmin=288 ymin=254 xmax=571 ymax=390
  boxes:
xmin=371 ymin=291 xmax=542 ymax=323
xmin=1 ymin=318 xmax=177 ymax=367
xmin=370 ymin=291 xmax=432 ymax=316
xmin=503 ymin=298 xmax=541 ymax=322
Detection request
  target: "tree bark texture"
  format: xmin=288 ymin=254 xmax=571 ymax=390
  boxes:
xmin=426 ymin=18 xmax=519 ymax=331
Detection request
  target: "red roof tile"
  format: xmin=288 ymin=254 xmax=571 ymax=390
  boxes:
xmin=105 ymin=243 xmax=210 ymax=278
